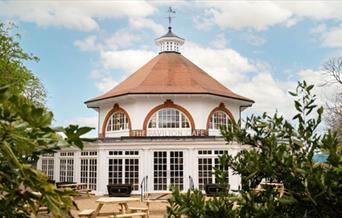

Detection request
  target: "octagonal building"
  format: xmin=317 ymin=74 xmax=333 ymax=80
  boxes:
xmin=38 ymin=26 xmax=254 ymax=195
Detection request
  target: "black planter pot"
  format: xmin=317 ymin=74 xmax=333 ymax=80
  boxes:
xmin=204 ymin=183 xmax=224 ymax=196
xmin=107 ymin=184 xmax=133 ymax=197
xmin=55 ymin=181 xmax=76 ymax=188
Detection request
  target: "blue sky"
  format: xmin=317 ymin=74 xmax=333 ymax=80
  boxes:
xmin=1 ymin=1 xmax=341 ymax=136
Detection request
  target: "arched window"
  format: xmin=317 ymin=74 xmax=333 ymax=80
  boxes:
xmin=148 ymin=108 xmax=190 ymax=129
xmin=106 ymin=111 xmax=128 ymax=131
xmin=209 ymin=111 xmax=229 ymax=129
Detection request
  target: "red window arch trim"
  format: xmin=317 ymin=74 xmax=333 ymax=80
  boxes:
xmin=101 ymin=104 xmax=132 ymax=138
xmin=143 ymin=100 xmax=196 ymax=131
xmin=206 ymin=103 xmax=235 ymax=130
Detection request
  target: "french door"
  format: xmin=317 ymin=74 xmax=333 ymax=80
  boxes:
xmin=153 ymin=151 xmax=184 ymax=191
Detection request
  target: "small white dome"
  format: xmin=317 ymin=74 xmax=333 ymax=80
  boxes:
xmin=155 ymin=27 xmax=185 ymax=53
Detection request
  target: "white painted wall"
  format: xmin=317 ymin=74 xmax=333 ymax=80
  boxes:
xmin=38 ymin=140 xmax=249 ymax=196
xmin=96 ymin=95 xmax=244 ymax=137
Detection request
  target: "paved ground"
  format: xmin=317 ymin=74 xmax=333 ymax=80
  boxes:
xmin=72 ymin=195 xmax=168 ymax=218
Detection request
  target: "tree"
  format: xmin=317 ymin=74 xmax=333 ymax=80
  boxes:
xmin=22 ymin=76 xmax=47 ymax=107
xmin=167 ymin=81 xmax=342 ymax=217
xmin=323 ymin=57 xmax=342 ymax=144
xmin=0 ymin=85 xmax=93 ymax=217
xmin=323 ymin=57 xmax=342 ymax=85
xmin=0 ymin=22 xmax=46 ymax=107
xmin=0 ymin=23 xmax=93 ymax=217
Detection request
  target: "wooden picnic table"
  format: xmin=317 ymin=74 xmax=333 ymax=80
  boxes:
xmin=91 ymin=197 xmax=141 ymax=217
xmin=57 ymin=183 xmax=92 ymax=196
xmin=144 ymin=191 xmax=172 ymax=200
xmin=143 ymin=191 xmax=172 ymax=210
xmin=57 ymin=183 xmax=87 ymax=189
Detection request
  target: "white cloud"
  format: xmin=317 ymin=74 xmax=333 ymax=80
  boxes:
xmin=240 ymin=32 xmax=266 ymax=46
xmin=95 ymin=77 xmax=118 ymax=93
xmin=0 ymin=0 xmax=156 ymax=31
xmin=197 ymin=1 xmax=292 ymax=31
xmin=74 ymin=31 xmax=156 ymax=93
xmin=284 ymin=17 xmax=300 ymax=28
xmin=101 ymin=50 xmax=155 ymax=73
xmin=209 ymin=33 xmax=228 ymax=49
xmin=74 ymin=35 xmax=100 ymax=52
xmin=105 ymin=29 xmax=141 ymax=49
xmin=279 ymin=2 xmax=340 ymax=20
xmin=195 ymin=1 xmax=342 ymax=31
xmin=129 ymin=17 xmax=165 ymax=35
xmin=75 ymin=29 xmax=141 ymax=52
xmin=240 ymin=69 xmax=339 ymax=119
xmin=311 ymin=24 xmax=327 ymax=34
xmin=232 ymin=69 xmax=339 ymax=120
xmin=181 ymin=41 xmax=337 ymax=120
xmin=85 ymin=49 xmax=156 ymax=92
xmin=234 ymin=72 xmax=295 ymax=118
xmin=180 ymin=42 xmax=295 ymax=117
xmin=183 ymin=42 xmax=255 ymax=84
xmin=321 ymin=26 xmax=342 ymax=48
xmin=76 ymin=32 xmax=337 ymax=121
xmin=89 ymin=70 xmax=118 ymax=93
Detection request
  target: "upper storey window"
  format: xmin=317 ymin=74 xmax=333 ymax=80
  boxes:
xmin=209 ymin=111 xmax=229 ymax=129
xmin=148 ymin=108 xmax=190 ymax=129
xmin=106 ymin=112 xmax=128 ymax=131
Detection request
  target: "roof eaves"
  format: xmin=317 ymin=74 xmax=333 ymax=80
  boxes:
xmin=84 ymin=92 xmax=255 ymax=106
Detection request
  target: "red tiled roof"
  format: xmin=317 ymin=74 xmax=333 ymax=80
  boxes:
xmin=86 ymin=53 xmax=254 ymax=103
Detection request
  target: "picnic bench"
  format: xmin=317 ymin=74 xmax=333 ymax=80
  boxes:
xmin=142 ymin=191 xmax=172 ymax=210
xmin=57 ymin=182 xmax=92 ymax=197
xmin=78 ymin=197 xmax=146 ymax=218
xmin=109 ymin=212 xmax=147 ymax=218
xmin=79 ymin=209 xmax=95 ymax=217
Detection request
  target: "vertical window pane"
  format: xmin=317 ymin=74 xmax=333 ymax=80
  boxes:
xmin=60 ymin=158 xmax=74 ymax=182
xmin=198 ymin=158 xmax=212 ymax=190
xmin=148 ymin=108 xmax=190 ymax=129
xmin=41 ymin=159 xmax=54 ymax=180
xmin=108 ymin=159 xmax=123 ymax=184
xmin=210 ymin=111 xmax=229 ymax=129
xmin=106 ymin=111 xmax=128 ymax=131
xmin=124 ymin=158 xmax=139 ymax=190
xmin=81 ymin=158 xmax=97 ymax=190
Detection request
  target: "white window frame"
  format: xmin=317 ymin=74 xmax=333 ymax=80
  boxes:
xmin=148 ymin=108 xmax=190 ymax=129
xmin=197 ymin=150 xmax=229 ymax=190
xmin=59 ymin=158 xmax=74 ymax=182
xmin=209 ymin=110 xmax=230 ymax=130
xmin=59 ymin=152 xmax=74 ymax=182
xmin=80 ymin=151 xmax=97 ymax=190
xmin=153 ymin=150 xmax=184 ymax=191
xmin=41 ymin=158 xmax=54 ymax=180
xmin=107 ymin=150 xmax=140 ymax=191
xmin=106 ymin=111 xmax=129 ymax=132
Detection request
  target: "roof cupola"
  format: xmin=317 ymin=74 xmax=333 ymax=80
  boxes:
xmin=155 ymin=7 xmax=184 ymax=54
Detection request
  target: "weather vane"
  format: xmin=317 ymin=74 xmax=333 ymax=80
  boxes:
xmin=167 ymin=7 xmax=176 ymax=28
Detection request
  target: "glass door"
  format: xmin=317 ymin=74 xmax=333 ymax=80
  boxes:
xmin=153 ymin=151 xmax=184 ymax=191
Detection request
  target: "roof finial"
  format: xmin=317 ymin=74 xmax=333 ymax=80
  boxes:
xmin=167 ymin=7 xmax=176 ymax=29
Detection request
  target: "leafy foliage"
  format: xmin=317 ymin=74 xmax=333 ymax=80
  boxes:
xmin=0 ymin=85 xmax=93 ymax=217
xmin=0 ymin=22 xmax=93 ymax=217
xmin=167 ymin=81 xmax=342 ymax=217
xmin=0 ymin=22 xmax=46 ymax=107
xmin=167 ymin=189 xmax=238 ymax=218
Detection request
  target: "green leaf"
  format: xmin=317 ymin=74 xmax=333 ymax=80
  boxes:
xmin=294 ymin=100 xmax=302 ymax=112
xmin=288 ymin=91 xmax=297 ymax=96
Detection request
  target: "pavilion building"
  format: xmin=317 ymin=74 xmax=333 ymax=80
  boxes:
xmin=37 ymin=25 xmax=254 ymax=195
